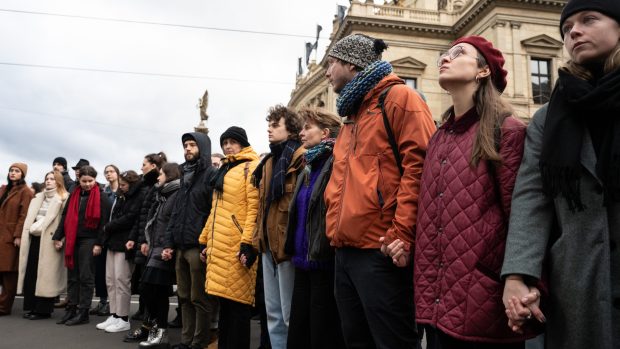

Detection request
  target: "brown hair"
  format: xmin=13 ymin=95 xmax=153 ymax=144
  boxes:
xmin=266 ymin=104 xmax=303 ymax=141
xmin=161 ymin=163 xmax=181 ymax=182
xmin=441 ymin=52 xmax=513 ymax=166
xmin=563 ymin=43 xmax=620 ymax=80
xmin=298 ymin=107 xmax=343 ymax=138
xmin=211 ymin=153 xmax=224 ymax=159
xmin=119 ymin=170 xmax=141 ymax=185
xmin=47 ymin=171 xmax=68 ymax=197
xmin=78 ymin=165 xmax=98 ymax=178
xmin=144 ymin=152 xmax=167 ymax=170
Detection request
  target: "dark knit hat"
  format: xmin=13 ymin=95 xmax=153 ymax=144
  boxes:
xmin=182 ymin=133 xmax=196 ymax=144
xmin=9 ymin=163 xmax=28 ymax=178
xmin=71 ymin=158 xmax=90 ymax=170
xmin=53 ymin=157 xmax=67 ymax=170
xmin=560 ymin=0 xmax=620 ymax=38
xmin=220 ymin=126 xmax=250 ymax=148
xmin=328 ymin=34 xmax=388 ymax=69
xmin=452 ymin=36 xmax=508 ymax=93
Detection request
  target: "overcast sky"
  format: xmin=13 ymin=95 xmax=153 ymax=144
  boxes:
xmin=0 ymin=0 xmax=358 ymax=184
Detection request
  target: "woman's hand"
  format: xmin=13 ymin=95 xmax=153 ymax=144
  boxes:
xmin=93 ymin=245 xmax=102 ymax=256
xmin=140 ymin=243 xmax=149 ymax=256
xmin=379 ymin=237 xmax=411 ymax=267
xmin=161 ymin=248 xmax=174 ymax=261
xmin=13 ymin=237 xmax=21 ymax=248
xmin=503 ymin=275 xmax=545 ymax=333
xmin=126 ymin=240 xmax=135 ymax=250
xmin=54 ymin=240 xmax=63 ymax=250
xmin=200 ymin=248 xmax=207 ymax=263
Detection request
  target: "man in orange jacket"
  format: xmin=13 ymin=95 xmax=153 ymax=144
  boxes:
xmin=324 ymin=33 xmax=436 ymax=348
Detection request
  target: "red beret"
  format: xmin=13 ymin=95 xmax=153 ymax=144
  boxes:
xmin=452 ymin=36 xmax=508 ymax=93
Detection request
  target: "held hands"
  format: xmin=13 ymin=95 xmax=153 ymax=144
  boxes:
xmin=379 ymin=237 xmax=411 ymax=267
xmin=238 ymin=243 xmax=257 ymax=268
xmin=161 ymin=248 xmax=174 ymax=261
xmin=13 ymin=237 xmax=21 ymax=248
xmin=54 ymin=240 xmax=63 ymax=250
xmin=502 ymin=275 xmax=545 ymax=333
xmin=93 ymin=245 xmax=102 ymax=256
xmin=200 ymin=248 xmax=206 ymax=263
xmin=140 ymin=243 xmax=149 ymax=256
xmin=125 ymin=240 xmax=135 ymax=250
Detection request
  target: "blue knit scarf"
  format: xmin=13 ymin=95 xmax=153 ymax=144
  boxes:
xmin=302 ymin=138 xmax=335 ymax=185
xmin=336 ymin=60 xmax=393 ymax=117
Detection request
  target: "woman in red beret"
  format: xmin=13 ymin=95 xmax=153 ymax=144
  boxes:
xmin=383 ymin=36 xmax=534 ymax=348
xmin=501 ymin=0 xmax=620 ymax=348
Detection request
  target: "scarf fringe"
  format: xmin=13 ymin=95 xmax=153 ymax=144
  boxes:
xmin=540 ymin=164 xmax=585 ymax=212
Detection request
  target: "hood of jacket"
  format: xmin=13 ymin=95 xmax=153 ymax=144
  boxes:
xmin=181 ymin=131 xmax=212 ymax=170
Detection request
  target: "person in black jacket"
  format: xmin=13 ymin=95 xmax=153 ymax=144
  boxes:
xmin=138 ymin=163 xmax=181 ymax=348
xmin=53 ymin=165 xmax=109 ymax=326
xmin=53 ymin=157 xmax=75 ymax=193
xmin=162 ymin=132 xmax=217 ymax=349
xmin=95 ymin=170 xmax=144 ymax=333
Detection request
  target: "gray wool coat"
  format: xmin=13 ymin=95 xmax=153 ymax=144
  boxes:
xmin=501 ymin=105 xmax=620 ymax=349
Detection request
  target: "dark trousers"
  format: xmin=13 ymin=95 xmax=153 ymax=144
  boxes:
xmin=0 ymin=271 xmax=18 ymax=314
xmin=94 ymin=246 xmax=107 ymax=300
xmin=23 ymin=236 xmax=54 ymax=314
xmin=218 ymin=297 xmax=251 ymax=349
xmin=423 ymin=325 xmax=525 ymax=349
xmin=288 ymin=267 xmax=344 ymax=349
xmin=334 ymin=248 xmax=418 ymax=349
xmin=142 ymin=283 xmax=170 ymax=328
xmin=67 ymin=238 xmax=96 ymax=310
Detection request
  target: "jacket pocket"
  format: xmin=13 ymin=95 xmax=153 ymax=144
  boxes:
xmin=231 ymin=214 xmax=243 ymax=234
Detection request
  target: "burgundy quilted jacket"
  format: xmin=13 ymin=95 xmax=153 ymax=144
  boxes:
xmin=414 ymin=107 xmax=528 ymax=343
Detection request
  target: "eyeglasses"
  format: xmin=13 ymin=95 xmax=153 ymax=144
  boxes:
xmin=436 ymin=45 xmax=480 ymax=67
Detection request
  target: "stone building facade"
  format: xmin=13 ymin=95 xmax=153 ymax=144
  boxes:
xmin=289 ymin=0 xmax=568 ymax=120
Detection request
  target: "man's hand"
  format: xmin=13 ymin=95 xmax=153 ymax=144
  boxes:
xmin=93 ymin=245 xmax=102 ymax=256
xmin=126 ymin=240 xmax=135 ymax=250
xmin=140 ymin=243 xmax=149 ymax=256
xmin=13 ymin=237 xmax=21 ymax=248
xmin=379 ymin=237 xmax=411 ymax=267
xmin=162 ymin=248 xmax=174 ymax=261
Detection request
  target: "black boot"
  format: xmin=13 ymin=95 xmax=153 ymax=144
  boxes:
xmin=57 ymin=306 xmax=76 ymax=325
xmin=65 ymin=308 xmax=89 ymax=326
xmin=168 ymin=307 xmax=182 ymax=328
xmin=124 ymin=321 xmax=153 ymax=343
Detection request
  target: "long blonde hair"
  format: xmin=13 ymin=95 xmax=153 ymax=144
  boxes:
xmin=441 ymin=53 xmax=513 ymax=167
xmin=48 ymin=171 xmax=68 ymax=198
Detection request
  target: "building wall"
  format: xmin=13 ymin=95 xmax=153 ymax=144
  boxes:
xmin=289 ymin=0 xmax=567 ymax=122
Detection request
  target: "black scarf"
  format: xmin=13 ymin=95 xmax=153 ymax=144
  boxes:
xmin=212 ymin=159 xmax=250 ymax=196
xmin=144 ymin=179 xmax=180 ymax=245
xmin=251 ymin=140 xmax=301 ymax=205
xmin=540 ymin=68 xmax=620 ymax=211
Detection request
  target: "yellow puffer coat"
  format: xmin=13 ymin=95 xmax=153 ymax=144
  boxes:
xmin=199 ymin=146 xmax=260 ymax=305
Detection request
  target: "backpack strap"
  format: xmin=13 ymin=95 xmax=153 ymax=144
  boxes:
xmin=377 ymin=86 xmax=404 ymax=176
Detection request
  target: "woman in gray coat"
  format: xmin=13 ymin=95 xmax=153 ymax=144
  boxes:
xmin=501 ymin=1 xmax=620 ymax=348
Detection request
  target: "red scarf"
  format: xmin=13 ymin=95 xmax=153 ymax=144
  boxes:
xmin=64 ymin=185 xmax=101 ymax=269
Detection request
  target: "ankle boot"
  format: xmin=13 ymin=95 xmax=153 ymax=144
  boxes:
xmin=168 ymin=307 xmax=182 ymax=328
xmin=57 ymin=306 xmax=76 ymax=325
xmin=65 ymin=308 xmax=89 ymax=326
xmin=139 ymin=327 xmax=169 ymax=347
xmin=124 ymin=321 xmax=153 ymax=343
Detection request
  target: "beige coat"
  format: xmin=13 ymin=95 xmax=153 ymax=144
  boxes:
xmin=17 ymin=191 xmax=68 ymax=297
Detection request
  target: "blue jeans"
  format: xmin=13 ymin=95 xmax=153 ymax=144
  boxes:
xmin=262 ymin=251 xmax=295 ymax=349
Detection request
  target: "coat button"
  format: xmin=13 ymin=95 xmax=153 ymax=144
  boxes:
xmin=439 ymin=192 xmax=444 ymax=197
xmin=435 ymin=298 xmax=440 ymax=304
xmin=441 ymin=159 xmax=447 ymax=165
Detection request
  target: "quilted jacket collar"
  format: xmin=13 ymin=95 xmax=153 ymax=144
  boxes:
xmin=441 ymin=106 xmax=479 ymax=134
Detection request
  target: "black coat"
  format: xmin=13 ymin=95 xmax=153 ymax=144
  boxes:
xmin=103 ymin=183 xmax=145 ymax=252
xmin=62 ymin=171 xmax=75 ymax=193
xmin=129 ymin=169 xmax=159 ymax=244
xmin=53 ymin=184 xmax=109 ymax=245
xmin=146 ymin=188 xmax=179 ymax=270
xmin=164 ymin=132 xmax=216 ymax=251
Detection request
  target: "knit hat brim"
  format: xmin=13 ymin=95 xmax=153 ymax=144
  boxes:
xmin=560 ymin=0 xmax=620 ymax=38
xmin=9 ymin=163 xmax=28 ymax=178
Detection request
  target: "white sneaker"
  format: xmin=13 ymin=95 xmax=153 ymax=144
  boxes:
xmin=105 ymin=318 xmax=130 ymax=333
xmin=96 ymin=316 xmax=117 ymax=330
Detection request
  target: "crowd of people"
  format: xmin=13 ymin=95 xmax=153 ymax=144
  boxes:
xmin=0 ymin=0 xmax=618 ymax=348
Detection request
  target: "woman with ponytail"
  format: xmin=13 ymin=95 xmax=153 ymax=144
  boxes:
xmin=53 ymin=165 xmax=109 ymax=326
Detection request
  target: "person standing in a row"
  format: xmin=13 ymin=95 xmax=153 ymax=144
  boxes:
xmin=138 ymin=162 xmax=181 ymax=348
xmin=0 ymin=163 xmax=33 ymax=315
xmin=54 ymin=165 xmax=109 ymax=326
xmin=250 ymin=105 xmax=305 ymax=349
xmin=53 ymin=157 xmax=75 ymax=193
xmin=502 ymin=1 xmax=620 ymax=348
xmin=284 ymin=108 xmax=344 ymax=349
xmin=17 ymin=171 xmax=68 ymax=320
xmin=163 ymin=132 xmax=217 ymax=349
xmin=200 ymin=126 xmax=260 ymax=349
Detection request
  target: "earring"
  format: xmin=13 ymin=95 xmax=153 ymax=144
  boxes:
xmin=475 ymin=76 xmax=480 ymax=84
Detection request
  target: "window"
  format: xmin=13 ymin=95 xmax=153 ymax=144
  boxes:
xmin=531 ymin=58 xmax=551 ymax=104
xmin=404 ymin=78 xmax=417 ymax=90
